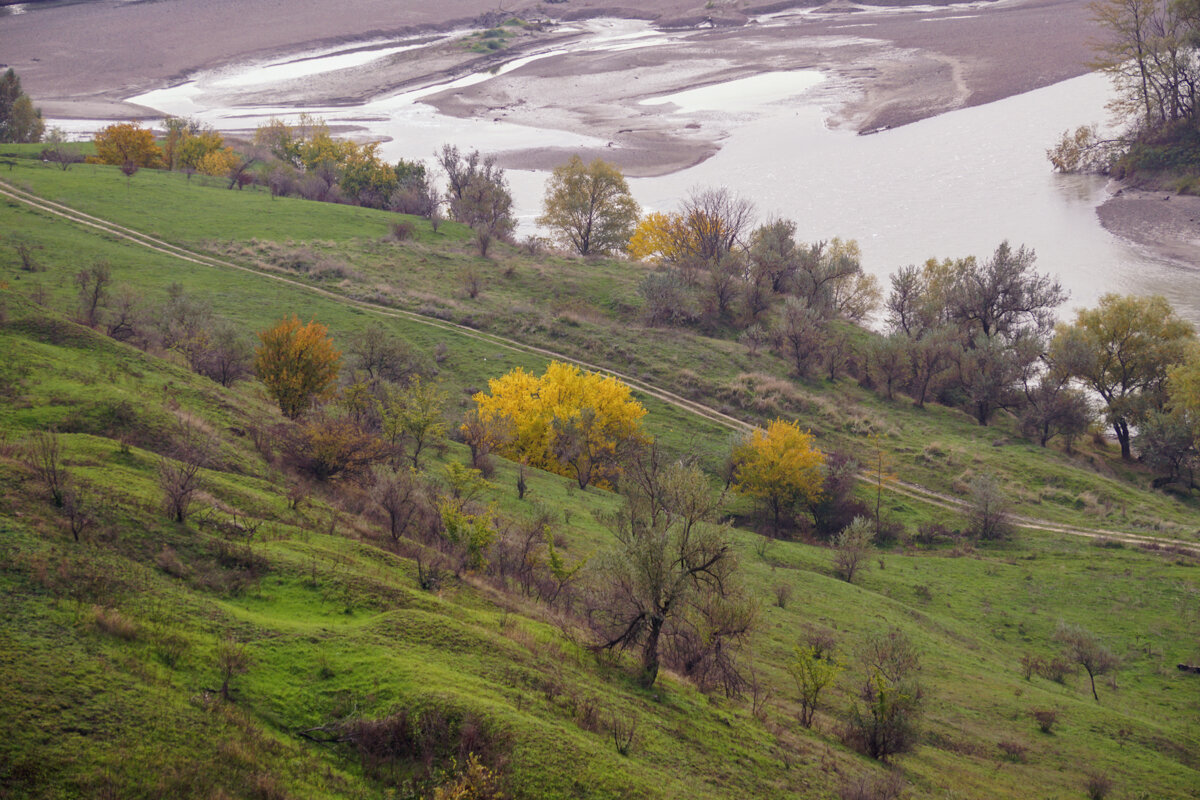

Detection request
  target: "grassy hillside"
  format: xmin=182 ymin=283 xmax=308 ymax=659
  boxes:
xmin=1 ymin=153 xmax=1199 ymax=799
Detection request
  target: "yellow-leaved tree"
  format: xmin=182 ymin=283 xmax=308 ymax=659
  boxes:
xmin=255 ymin=316 xmax=342 ymax=419
xmin=628 ymin=211 xmax=691 ymax=264
xmin=470 ymin=361 xmax=648 ymax=488
xmin=731 ymin=418 xmax=825 ymax=534
xmin=91 ymin=122 xmax=162 ymax=168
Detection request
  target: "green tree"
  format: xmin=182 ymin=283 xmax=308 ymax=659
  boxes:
xmin=964 ymin=473 xmax=1014 ymax=540
xmin=0 ymin=68 xmax=44 ymax=143
xmin=1054 ymin=294 xmax=1195 ymax=459
xmin=453 ymin=170 xmax=515 ymax=257
xmin=832 ymin=517 xmax=874 ymax=583
xmin=379 ymin=376 xmax=448 ymax=469
xmin=6 ymin=95 xmax=43 ymax=144
xmin=592 ymin=450 xmax=746 ymax=688
xmin=846 ymin=628 xmax=923 ymax=761
xmin=41 ymin=127 xmax=83 ymax=171
xmin=537 ymin=156 xmax=640 ymax=255
xmin=254 ymin=316 xmax=342 ymax=419
xmin=788 ymin=644 xmax=843 ymax=728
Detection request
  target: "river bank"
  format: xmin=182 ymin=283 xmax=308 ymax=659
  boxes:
xmin=1097 ymin=187 xmax=1200 ymax=271
xmin=5 ymin=0 xmax=1096 ymax=174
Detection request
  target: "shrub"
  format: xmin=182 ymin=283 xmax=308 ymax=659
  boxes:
xmin=88 ymin=605 xmax=138 ymax=640
xmin=773 ymin=581 xmax=794 ymax=609
xmin=1036 ymin=655 xmax=1077 ymax=684
xmin=1085 ymin=771 xmax=1113 ymax=800
xmin=339 ymin=705 xmax=505 ymax=790
xmin=155 ymin=629 xmax=190 ymax=668
xmin=287 ymin=414 xmax=387 ymax=481
xmin=836 ymin=772 xmax=905 ymax=800
xmin=1032 ymin=708 xmax=1059 ymax=733
xmin=255 ymin=315 xmax=341 ymax=419
xmin=965 ymin=473 xmax=1014 ymax=540
xmin=159 ymin=452 xmax=203 ymax=524
xmin=61 ymin=482 xmax=95 ymax=542
xmin=609 ymin=711 xmax=637 ymax=756
xmin=432 ymin=753 xmax=503 ymax=800
xmin=845 ymin=629 xmax=922 ymax=761
xmin=389 ymin=220 xmax=415 ymax=242
xmin=997 ymin=739 xmax=1027 ymax=762
xmin=844 ymin=669 xmax=921 ymax=761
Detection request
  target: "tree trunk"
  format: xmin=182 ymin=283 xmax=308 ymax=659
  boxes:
xmin=640 ymin=616 xmax=664 ymax=688
xmin=1114 ymin=419 xmax=1132 ymax=460
xmin=1086 ymin=666 xmax=1098 ymax=701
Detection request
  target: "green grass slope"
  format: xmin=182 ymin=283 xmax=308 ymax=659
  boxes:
xmin=0 ymin=154 xmax=1198 ymax=799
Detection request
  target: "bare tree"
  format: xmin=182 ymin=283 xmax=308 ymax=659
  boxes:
xmin=103 ymin=284 xmax=146 ymax=344
xmin=75 ymin=260 xmax=112 ymax=327
xmin=26 ymin=430 xmax=66 ymax=507
xmin=197 ymin=323 xmax=252 ymax=387
xmin=41 ymin=127 xmax=84 ymax=171
xmin=679 ymin=186 xmax=755 ymax=263
xmin=159 ymin=431 xmax=207 ymax=523
xmin=1054 ymin=623 xmax=1119 ymax=701
xmin=62 ymin=482 xmax=95 ymax=542
xmin=437 ymin=144 xmax=502 ymax=205
xmin=216 ymin=638 xmax=252 ymax=702
xmin=348 ymin=322 xmax=427 ymax=385
xmin=370 ymin=465 xmax=427 ymax=542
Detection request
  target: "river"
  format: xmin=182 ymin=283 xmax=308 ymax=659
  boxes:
xmin=46 ymin=20 xmax=1200 ymax=325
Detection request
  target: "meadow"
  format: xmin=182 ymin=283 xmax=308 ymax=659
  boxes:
xmin=0 ymin=152 xmax=1197 ymax=799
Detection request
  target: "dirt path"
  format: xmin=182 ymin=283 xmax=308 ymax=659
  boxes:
xmin=3 ymin=176 xmax=1197 ymax=556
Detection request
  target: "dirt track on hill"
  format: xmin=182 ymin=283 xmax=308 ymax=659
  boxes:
xmin=4 ymin=175 xmax=1196 ymax=556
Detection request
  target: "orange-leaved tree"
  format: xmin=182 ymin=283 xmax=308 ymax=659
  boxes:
xmin=470 ymin=361 xmax=648 ymax=488
xmin=91 ymin=122 xmax=163 ymax=168
xmin=255 ymin=316 xmax=342 ymax=419
xmin=731 ymin=418 xmax=825 ymax=534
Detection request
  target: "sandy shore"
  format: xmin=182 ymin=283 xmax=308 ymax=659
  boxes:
xmin=1097 ymin=187 xmax=1200 ymax=269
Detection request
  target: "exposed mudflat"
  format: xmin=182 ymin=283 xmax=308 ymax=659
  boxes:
xmin=1097 ymin=188 xmax=1200 ymax=270
xmin=6 ymin=0 xmax=1195 ymax=272
xmin=5 ymin=0 xmax=1095 ymax=147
